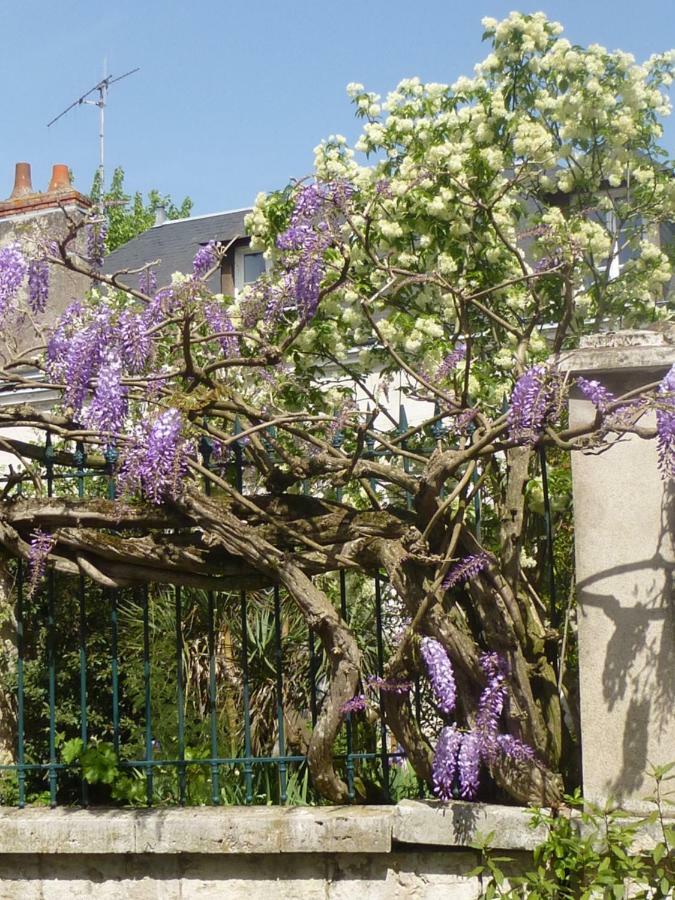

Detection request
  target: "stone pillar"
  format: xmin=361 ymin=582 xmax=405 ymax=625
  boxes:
xmin=560 ymin=331 xmax=675 ymax=813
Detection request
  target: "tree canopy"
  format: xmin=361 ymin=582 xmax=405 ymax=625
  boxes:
xmin=0 ymin=12 xmax=673 ymax=805
xmin=89 ymin=166 xmax=193 ymax=252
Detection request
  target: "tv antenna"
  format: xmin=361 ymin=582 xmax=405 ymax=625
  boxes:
xmin=47 ymin=63 xmax=140 ymax=192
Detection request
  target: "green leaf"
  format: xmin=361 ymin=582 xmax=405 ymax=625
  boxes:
xmin=61 ymin=738 xmax=84 ymax=766
xmin=652 ymin=843 xmax=666 ymax=864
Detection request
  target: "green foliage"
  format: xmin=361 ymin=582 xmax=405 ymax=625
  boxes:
xmin=473 ymin=764 xmax=675 ymax=898
xmin=90 ymin=167 xmax=192 ymax=252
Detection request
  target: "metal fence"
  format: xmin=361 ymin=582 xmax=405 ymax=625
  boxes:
xmin=0 ymin=407 xmax=558 ymax=808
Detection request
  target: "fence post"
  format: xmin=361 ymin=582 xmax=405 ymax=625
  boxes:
xmin=560 ymin=331 xmax=675 ymax=812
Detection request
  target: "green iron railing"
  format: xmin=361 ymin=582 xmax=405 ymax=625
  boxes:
xmin=0 ymin=408 xmax=558 ymax=808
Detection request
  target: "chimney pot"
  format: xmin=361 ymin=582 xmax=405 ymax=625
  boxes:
xmin=154 ymin=205 xmax=168 ymax=227
xmin=10 ymin=162 xmax=34 ymax=199
xmin=48 ymin=164 xmax=71 ymax=193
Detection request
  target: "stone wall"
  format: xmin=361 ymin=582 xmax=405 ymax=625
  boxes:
xmin=0 ymin=803 xmax=537 ymax=899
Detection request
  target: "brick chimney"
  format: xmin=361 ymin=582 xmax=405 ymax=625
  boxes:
xmin=0 ymin=162 xmax=91 ymax=221
xmin=0 ymin=163 xmax=93 ymax=354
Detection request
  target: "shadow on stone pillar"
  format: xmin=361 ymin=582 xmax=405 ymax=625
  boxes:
xmin=560 ymin=331 xmax=675 ymax=813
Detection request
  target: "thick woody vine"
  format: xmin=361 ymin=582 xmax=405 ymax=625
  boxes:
xmin=0 ymin=13 xmax=673 ymax=805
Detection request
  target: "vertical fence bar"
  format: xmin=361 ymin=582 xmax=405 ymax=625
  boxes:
xmin=206 ymin=589 xmax=220 ymax=804
xmin=414 ymin=676 xmax=424 ymax=798
xmin=75 ymin=442 xmax=88 ymax=806
xmin=15 ymin=560 xmax=25 ymax=808
xmin=273 ymin=586 xmax=287 ymax=803
xmin=398 ymin=405 xmax=413 ymax=512
xmin=142 ymin=586 xmax=153 ymax=806
xmin=339 ymin=571 xmax=355 ymax=800
xmin=77 ymin=575 xmax=88 ymax=807
xmin=200 ymin=435 xmax=221 ymax=804
xmin=308 ymin=629 xmax=318 ymax=728
xmin=373 ymin=574 xmax=390 ymax=801
xmin=240 ymin=589 xmax=253 ymax=803
xmin=45 ymin=434 xmax=57 ymax=806
xmin=110 ymin=590 xmax=120 ymax=757
xmin=233 ymin=423 xmax=253 ymax=803
xmin=175 ymin=586 xmax=186 ymax=805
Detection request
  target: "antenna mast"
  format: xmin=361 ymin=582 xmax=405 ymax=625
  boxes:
xmin=47 ymin=64 xmax=140 ymax=191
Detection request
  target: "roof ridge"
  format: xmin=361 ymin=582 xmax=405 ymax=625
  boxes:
xmin=152 ymin=207 xmax=253 ymax=227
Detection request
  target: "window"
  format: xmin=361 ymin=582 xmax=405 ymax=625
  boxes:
xmin=234 ymin=246 xmax=266 ymax=294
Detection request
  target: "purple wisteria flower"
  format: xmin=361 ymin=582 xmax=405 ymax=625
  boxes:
xmin=476 ymin=652 xmax=508 ymax=763
xmin=427 ymin=651 xmax=537 ymax=802
xmin=291 ymin=183 xmax=325 ymax=220
xmin=340 ymin=694 xmax=367 ymax=716
xmin=656 ymin=363 xmax=675 ymax=479
xmin=532 ymin=254 xmax=562 ymax=274
xmin=61 ymin=308 xmax=113 ymax=417
xmin=274 ymin=181 xmax=352 ymax=322
xmin=84 ymin=349 xmax=128 ymax=438
xmin=420 ymin=637 xmax=456 ymax=715
xmin=119 ymin=310 xmax=153 ymax=374
xmin=86 ymin=219 xmax=108 ymax=267
xmin=27 ymin=530 xmax=56 ymax=600
xmin=146 ymin=287 xmax=179 ymax=323
xmin=507 ymin=364 xmax=562 ymax=444
xmin=365 ymin=675 xmax=413 ymax=694
xmin=447 ymin=407 xmax=479 ymax=436
xmin=577 ymin=376 xmax=614 ymax=413
xmin=204 ymin=302 xmax=241 ymax=357
xmin=27 ymin=258 xmax=49 ymax=314
xmin=496 ymin=734 xmax=536 ymax=762
xmin=119 ymin=408 xmax=190 ymax=504
xmin=435 ymin=343 xmax=467 ymax=381
xmin=432 ymin=725 xmax=462 ymax=800
xmin=193 ymin=241 xmax=217 ymax=278
xmin=457 ymin=731 xmax=482 ymax=799
xmin=138 ymin=268 xmax=158 ymax=296
xmin=277 ymin=223 xmax=328 ymax=321
xmin=0 ymin=242 xmax=27 ymax=321
xmin=442 ymin=552 xmax=489 ymax=590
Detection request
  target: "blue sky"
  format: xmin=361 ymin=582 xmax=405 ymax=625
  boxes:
xmin=1 ymin=0 xmax=673 ymax=215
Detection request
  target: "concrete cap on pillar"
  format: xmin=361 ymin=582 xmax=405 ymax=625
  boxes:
xmin=10 ymin=162 xmax=34 ymax=199
xmin=48 ymin=164 xmax=71 ymax=193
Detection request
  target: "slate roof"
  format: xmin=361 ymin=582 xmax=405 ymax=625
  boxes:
xmin=102 ymin=208 xmax=252 ymax=292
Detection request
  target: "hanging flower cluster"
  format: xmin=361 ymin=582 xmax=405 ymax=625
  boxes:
xmin=84 ymin=348 xmax=128 ymax=439
xmin=273 ymin=181 xmax=353 ymax=322
xmin=424 ymin=642 xmax=535 ymax=800
xmin=27 ymin=258 xmax=49 ymax=314
xmin=656 ymin=363 xmax=675 ymax=479
xmin=434 ymin=343 xmax=466 ymax=381
xmin=204 ymin=301 xmax=241 ymax=358
xmin=0 ymin=243 xmax=28 ymax=323
xmin=442 ymin=552 xmax=489 ymax=591
xmin=119 ymin=408 xmax=191 ymax=504
xmin=27 ymin=530 xmax=56 ymax=600
xmin=420 ymin=636 xmax=456 ymax=714
xmin=138 ymin=268 xmax=158 ymax=296
xmin=86 ymin=218 xmax=108 ymax=268
xmin=340 ymin=674 xmax=412 ymax=717
xmin=508 ymin=365 xmax=562 ymax=444
xmin=193 ymin=241 xmax=218 ymax=278
xmin=576 ymin=376 xmax=615 ymax=413
xmin=45 ymin=298 xmax=157 ymax=430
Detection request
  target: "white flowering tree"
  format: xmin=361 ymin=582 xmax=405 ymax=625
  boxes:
xmin=0 ymin=12 xmax=673 ymax=805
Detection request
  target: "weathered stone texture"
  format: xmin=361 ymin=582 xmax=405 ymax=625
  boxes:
xmin=0 ymin=850 xmax=505 ymax=899
xmin=560 ymin=331 xmax=675 ymax=812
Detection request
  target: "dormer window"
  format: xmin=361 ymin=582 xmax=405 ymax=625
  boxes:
xmin=234 ymin=246 xmax=266 ymax=294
